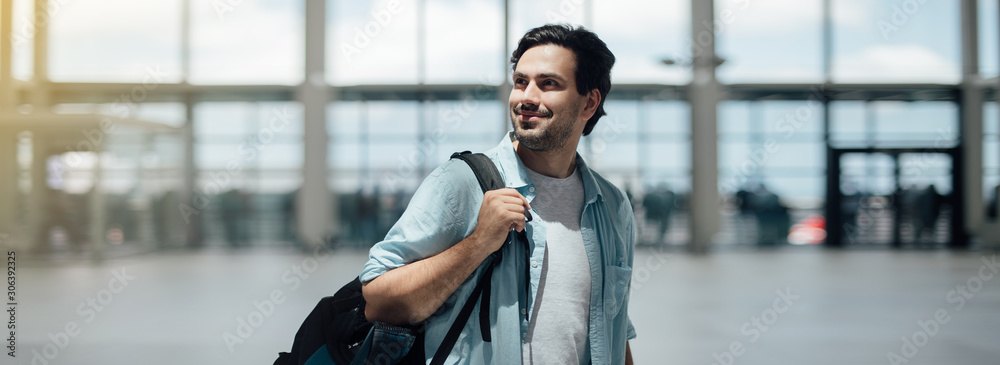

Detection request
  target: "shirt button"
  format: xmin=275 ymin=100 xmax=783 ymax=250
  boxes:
xmin=528 ymin=186 xmax=535 ymax=193
xmin=531 ymin=261 xmax=538 ymax=268
xmin=521 ymin=308 xmax=527 ymax=315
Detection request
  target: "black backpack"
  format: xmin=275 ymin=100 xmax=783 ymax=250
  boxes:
xmin=274 ymin=151 xmax=518 ymax=365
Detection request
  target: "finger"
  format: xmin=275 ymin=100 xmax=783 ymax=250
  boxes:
xmin=493 ymin=190 xmax=528 ymax=205
xmin=496 ymin=188 xmax=528 ymax=203
xmin=507 ymin=192 xmax=532 ymax=221
xmin=494 ymin=190 xmax=531 ymax=221
xmin=500 ymin=189 xmax=531 ymax=212
xmin=497 ymin=196 xmax=526 ymax=210
xmin=504 ymin=204 xmax=525 ymax=214
xmin=510 ymin=217 xmax=526 ymax=232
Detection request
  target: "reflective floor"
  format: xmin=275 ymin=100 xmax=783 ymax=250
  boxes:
xmin=12 ymin=247 xmax=1000 ymax=365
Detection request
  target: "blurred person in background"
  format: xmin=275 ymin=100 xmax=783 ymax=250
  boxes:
xmin=642 ymin=183 xmax=675 ymax=246
xmin=751 ymin=183 xmax=789 ymax=246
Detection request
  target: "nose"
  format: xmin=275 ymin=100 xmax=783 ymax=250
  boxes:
xmin=519 ymin=81 xmax=541 ymax=108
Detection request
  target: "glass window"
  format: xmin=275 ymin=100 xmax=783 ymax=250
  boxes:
xmin=135 ymin=103 xmax=186 ymax=127
xmin=426 ymin=99 xmax=505 ymax=162
xmin=721 ymin=101 xmax=824 ymax=141
xmin=593 ymin=0 xmax=690 ymax=84
xmin=329 ymin=141 xmax=362 ymax=171
xmin=190 ymin=0 xmax=303 ymax=84
xmin=979 ymin=0 xmax=998 ymax=78
xmin=584 ymin=100 xmax=639 ymax=172
xmin=719 ymin=101 xmax=826 ymax=246
xmin=719 ymin=101 xmax=825 ymax=200
xmin=840 ymin=152 xmax=895 ymax=195
xmin=508 ymin=0 xmax=688 ymax=84
xmin=590 ymin=142 xmax=640 ymax=172
xmin=647 ymin=101 xmax=690 ymax=135
xmin=761 ymin=176 xmax=825 ymax=202
xmin=899 ymin=153 xmax=953 ymax=194
xmin=830 ymin=101 xmax=866 ymax=144
xmin=716 ymin=0 xmax=823 ymax=83
xmin=50 ymin=102 xmax=185 ymax=128
xmin=329 ymin=101 xmax=363 ymax=150
xmin=195 ymin=102 xmax=254 ymax=140
xmin=49 ymin=0 xmax=183 ymax=82
xmin=831 ymin=0 xmax=960 ymax=83
xmin=192 ymin=100 xmax=302 ymax=247
xmin=425 ymin=0 xmax=504 ymax=83
xmin=647 ymin=142 xmax=689 ymax=172
xmin=639 ymin=101 xmax=690 ymax=193
xmin=831 ymin=101 xmax=959 ymax=146
xmin=369 ymin=101 xmax=420 ymax=136
xmin=328 ymin=0 xmax=419 ymax=85
xmin=327 ymin=101 xmax=423 ymax=190
xmin=986 ymin=102 xmax=1000 ymax=205
xmin=11 ymin=0 xmax=33 ymax=80
xmin=871 ymin=102 xmax=958 ymax=144
xmin=508 ymin=0 xmax=585 ymax=53
xmin=428 ymin=99 xmax=504 ymax=137
xmin=194 ymin=101 xmax=303 ymax=170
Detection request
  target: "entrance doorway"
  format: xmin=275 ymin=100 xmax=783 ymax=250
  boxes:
xmin=824 ymin=147 xmax=966 ymax=248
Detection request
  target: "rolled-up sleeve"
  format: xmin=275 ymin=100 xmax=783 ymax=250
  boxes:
xmin=360 ymin=160 xmax=482 ymax=283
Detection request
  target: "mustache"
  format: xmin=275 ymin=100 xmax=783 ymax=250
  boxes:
xmin=513 ymin=104 xmax=552 ymax=118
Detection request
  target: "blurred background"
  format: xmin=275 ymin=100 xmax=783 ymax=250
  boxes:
xmin=1 ymin=0 xmax=999 ymax=364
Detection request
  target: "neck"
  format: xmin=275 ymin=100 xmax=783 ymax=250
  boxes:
xmin=513 ymin=139 xmax=579 ymax=178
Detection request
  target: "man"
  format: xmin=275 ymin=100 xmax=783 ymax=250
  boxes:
xmin=361 ymin=24 xmax=636 ymax=364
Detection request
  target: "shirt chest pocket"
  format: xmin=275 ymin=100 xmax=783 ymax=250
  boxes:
xmin=603 ymin=264 xmax=632 ymax=316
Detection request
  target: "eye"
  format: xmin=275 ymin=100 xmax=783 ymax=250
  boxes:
xmin=514 ymin=78 xmax=528 ymax=85
xmin=542 ymin=79 xmax=558 ymax=87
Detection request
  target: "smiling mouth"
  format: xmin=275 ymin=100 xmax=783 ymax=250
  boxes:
xmin=518 ymin=113 xmax=545 ymax=122
xmin=513 ymin=105 xmax=551 ymax=122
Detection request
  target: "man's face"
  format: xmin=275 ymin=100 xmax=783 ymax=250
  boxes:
xmin=509 ymin=44 xmax=590 ymax=152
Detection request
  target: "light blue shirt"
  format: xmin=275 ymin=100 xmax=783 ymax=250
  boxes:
xmin=362 ymin=132 xmax=637 ymax=364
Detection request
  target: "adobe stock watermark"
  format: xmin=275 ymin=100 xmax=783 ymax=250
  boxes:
xmin=709 ymin=287 xmax=801 ymax=365
xmin=11 ymin=0 xmax=75 ymax=49
xmin=340 ymin=0 xmax=404 ymax=64
xmin=843 ymin=195 xmax=895 ymax=245
xmin=630 ymin=243 xmax=671 ymax=293
xmin=877 ymin=0 xmax=930 ymax=41
xmin=844 ymin=125 xmax=953 ymax=244
xmin=899 ymin=126 xmax=955 ymax=177
xmin=50 ymin=66 xmax=170 ymax=186
xmin=222 ymin=241 xmax=337 ymax=353
xmin=885 ymin=255 xmax=997 ymax=365
xmin=6 ymin=247 xmax=15 ymax=359
xmin=671 ymin=0 xmax=752 ymax=67
xmin=588 ymin=116 xmax=629 ymax=157
xmin=720 ymin=87 xmax=826 ymax=193
xmin=178 ymin=106 xmax=295 ymax=224
xmin=29 ymin=268 xmax=136 ymax=365
xmin=381 ymin=75 xmax=498 ymax=191
xmin=212 ymin=0 xmax=247 ymax=21
xmin=544 ymin=0 xmax=585 ymax=24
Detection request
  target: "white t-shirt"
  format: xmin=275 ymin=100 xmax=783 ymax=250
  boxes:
xmin=521 ymin=167 xmax=591 ymax=364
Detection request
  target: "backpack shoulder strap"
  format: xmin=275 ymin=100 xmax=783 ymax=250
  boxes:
xmin=430 ymin=151 xmax=509 ymax=365
xmin=450 ymin=151 xmax=504 ymax=192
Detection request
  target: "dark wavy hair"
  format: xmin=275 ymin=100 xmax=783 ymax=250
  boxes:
xmin=510 ymin=24 xmax=615 ymax=136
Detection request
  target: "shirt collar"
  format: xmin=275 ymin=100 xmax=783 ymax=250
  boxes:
xmin=493 ymin=132 xmax=603 ymax=205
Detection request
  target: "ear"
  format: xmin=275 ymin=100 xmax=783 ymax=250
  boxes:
xmin=580 ymin=88 xmax=601 ymax=121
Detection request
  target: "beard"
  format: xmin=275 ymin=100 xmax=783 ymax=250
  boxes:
xmin=510 ymin=102 xmax=580 ymax=152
